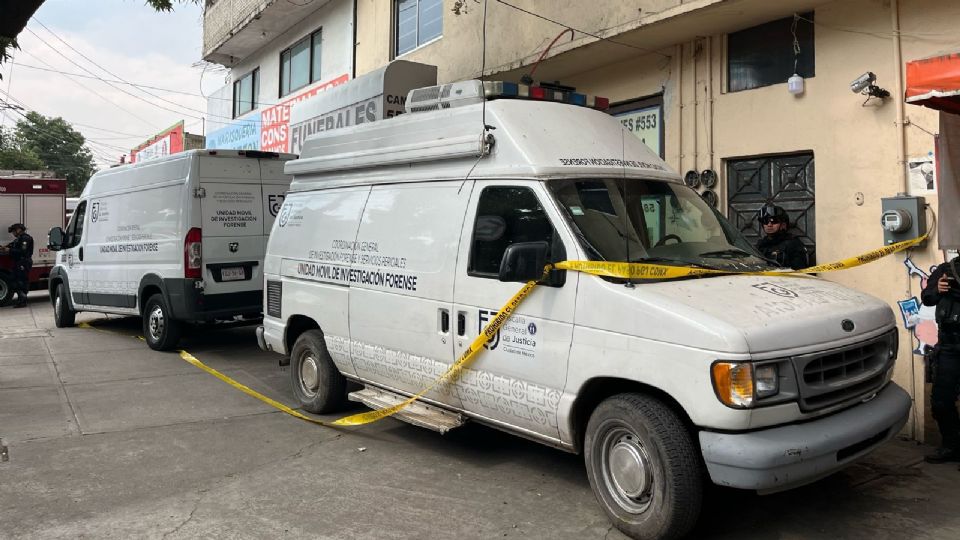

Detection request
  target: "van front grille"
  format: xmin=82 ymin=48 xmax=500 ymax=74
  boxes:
xmin=792 ymin=330 xmax=894 ymax=412
xmin=266 ymin=280 xmax=282 ymax=318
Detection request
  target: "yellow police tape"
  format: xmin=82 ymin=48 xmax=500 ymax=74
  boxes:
xmin=79 ymin=273 xmax=541 ymax=428
xmin=79 ymin=232 xmax=927 ymax=428
xmin=555 ymin=232 xmax=929 ymax=280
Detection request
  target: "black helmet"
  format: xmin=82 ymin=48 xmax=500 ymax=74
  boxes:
xmin=8 ymin=223 xmax=26 ymax=233
xmin=758 ymin=204 xmax=788 ymax=224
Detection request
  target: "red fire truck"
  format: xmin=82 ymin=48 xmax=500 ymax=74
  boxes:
xmin=0 ymin=172 xmax=67 ymax=305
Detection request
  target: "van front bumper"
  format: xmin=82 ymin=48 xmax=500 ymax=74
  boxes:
xmin=699 ymin=383 xmax=911 ymax=492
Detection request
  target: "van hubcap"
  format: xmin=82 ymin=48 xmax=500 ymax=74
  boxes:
xmin=300 ymin=354 xmax=319 ymax=396
xmin=601 ymin=427 xmax=654 ymax=514
xmin=148 ymin=306 xmax=165 ymax=341
xmin=55 ymin=295 xmax=62 ymax=318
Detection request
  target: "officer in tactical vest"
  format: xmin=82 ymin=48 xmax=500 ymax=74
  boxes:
xmin=755 ymin=204 xmax=808 ymax=270
xmin=921 ymin=256 xmax=960 ymax=464
xmin=1 ymin=223 xmax=34 ymax=308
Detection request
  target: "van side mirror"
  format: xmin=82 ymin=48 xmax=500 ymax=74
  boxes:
xmin=499 ymin=241 xmax=549 ymax=283
xmin=48 ymin=227 xmax=65 ymax=251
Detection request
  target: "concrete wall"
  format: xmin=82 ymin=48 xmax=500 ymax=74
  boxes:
xmin=351 ymin=0 xmax=959 ymax=439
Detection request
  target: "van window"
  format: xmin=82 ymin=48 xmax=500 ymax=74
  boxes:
xmin=65 ymin=201 xmax=87 ymax=248
xmin=468 ymin=186 xmax=559 ymax=278
xmin=548 ymin=178 xmax=771 ymax=273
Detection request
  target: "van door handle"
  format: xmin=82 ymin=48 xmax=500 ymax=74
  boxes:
xmin=78 ymin=247 xmax=83 ymax=261
xmin=457 ymin=312 xmax=466 ymax=337
xmin=439 ymin=308 xmax=450 ymax=334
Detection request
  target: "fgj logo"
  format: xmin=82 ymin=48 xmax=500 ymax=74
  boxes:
xmin=479 ymin=309 xmax=501 ymax=350
xmin=268 ymin=194 xmax=285 ymax=217
xmin=752 ymin=282 xmax=799 ymax=298
xmin=278 ymin=203 xmax=291 ymax=228
xmin=229 ymin=242 xmax=239 ymax=253
xmin=527 ymin=322 xmax=537 ymax=335
xmin=91 ymin=202 xmax=100 ymax=223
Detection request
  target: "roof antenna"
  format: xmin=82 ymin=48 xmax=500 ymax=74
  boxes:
xmin=521 ymin=28 xmax=575 ymax=86
xmin=621 ymin=128 xmax=635 ymax=289
xmin=462 ymin=0 xmax=492 ymax=193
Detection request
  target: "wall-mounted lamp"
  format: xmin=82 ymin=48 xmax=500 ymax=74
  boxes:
xmin=787 ymin=73 xmax=805 ymax=96
xmin=850 ymin=71 xmax=890 ymax=100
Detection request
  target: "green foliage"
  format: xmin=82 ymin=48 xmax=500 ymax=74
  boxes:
xmin=0 ymin=127 xmax=45 ymax=170
xmin=143 ymin=0 xmax=201 ymax=13
xmin=1 ymin=112 xmax=97 ymax=195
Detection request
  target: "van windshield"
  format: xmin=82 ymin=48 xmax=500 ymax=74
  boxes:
xmin=547 ymin=178 xmax=774 ymax=272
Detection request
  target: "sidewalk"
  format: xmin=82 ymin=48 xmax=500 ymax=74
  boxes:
xmin=2 ymin=292 xmax=960 ymax=539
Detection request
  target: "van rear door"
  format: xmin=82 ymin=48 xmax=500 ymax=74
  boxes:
xmin=198 ymin=154 xmax=290 ymax=298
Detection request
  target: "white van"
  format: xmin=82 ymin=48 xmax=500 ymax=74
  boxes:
xmin=260 ymin=81 xmax=911 ymax=539
xmin=48 ymin=150 xmax=293 ymax=350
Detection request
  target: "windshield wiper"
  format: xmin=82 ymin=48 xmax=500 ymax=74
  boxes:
xmin=699 ymin=249 xmax=782 ymax=269
xmin=698 ymin=248 xmax=754 ymax=258
xmin=633 ymin=256 xmax=723 ymax=270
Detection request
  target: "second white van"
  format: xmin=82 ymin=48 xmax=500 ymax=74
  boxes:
xmin=48 ymin=150 xmax=294 ymax=350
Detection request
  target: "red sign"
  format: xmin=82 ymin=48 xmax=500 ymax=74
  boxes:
xmin=131 ymin=121 xmax=185 ymax=163
xmin=261 ymin=74 xmax=350 ymax=152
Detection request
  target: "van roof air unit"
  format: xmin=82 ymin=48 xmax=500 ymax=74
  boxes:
xmin=406 ymin=81 xmax=486 ymax=113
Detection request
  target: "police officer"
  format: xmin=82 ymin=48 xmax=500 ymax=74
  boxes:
xmin=921 ymin=256 xmax=960 ymax=464
xmin=756 ymin=204 xmax=808 ymax=270
xmin=1 ymin=223 xmax=34 ymax=308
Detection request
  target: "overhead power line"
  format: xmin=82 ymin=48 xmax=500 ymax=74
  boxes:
xmin=10 ymin=62 xmax=243 ymax=104
xmin=16 ymin=39 xmax=157 ymax=129
xmin=492 ymin=0 xmax=671 ymax=59
xmin=30 ymin=19 xmax=262 ymax=126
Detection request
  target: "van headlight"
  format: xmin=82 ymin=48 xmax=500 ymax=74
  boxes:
xmin=711 ymin=361 xmax=779 ymax=408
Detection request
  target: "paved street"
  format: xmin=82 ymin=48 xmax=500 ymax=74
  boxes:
xmin=1 ymin=292 xmax=959 ymax=539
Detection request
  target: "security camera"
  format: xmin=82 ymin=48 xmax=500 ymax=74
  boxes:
xmin=850 ymin=71 xmax=890 ymax=100
xmin=850 ymin=72 xmax=877 ymax=94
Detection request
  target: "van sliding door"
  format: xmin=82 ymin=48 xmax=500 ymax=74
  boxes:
xmin=347 ymin=182 xmax=473 ymax=410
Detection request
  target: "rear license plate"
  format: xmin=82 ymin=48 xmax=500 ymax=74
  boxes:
xmin=221 ymin=267 xmax=245 ymax=281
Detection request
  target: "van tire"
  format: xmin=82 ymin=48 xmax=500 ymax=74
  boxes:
xmin=53 ymin=284 xmax=76 ymax=328
xmin=143 ymin=294 xmax=182 ymax=351
xmin=0 ymin=274 xmax=13 ymax=306
xmin=584 ymin=393 xmax=702 ymax=540
xmin=290 ymin=330 xmax=346 ymax=414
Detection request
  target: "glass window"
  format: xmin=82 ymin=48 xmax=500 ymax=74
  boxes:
xmin=66 ymin=201 xmax=86 ymax=248
xmin=232 ymin=68 xmax=258 ymax=118
xmin=469 ymin=187 xmax=558 ymax=277
xmin=728 ymin=13 xmax=814 ymax=93
xmin=280 ymin=28 xmax=324 ymax=97
xmin=548 ymin=178 xmax=772 ymax=276
xmin=280 ymin=50 xmax=291 ymax=97
xmin=311 ymin=30 xmax=322 ymax=83
xmin=395 ymin=0 xmax=443 ymax=56
xmin=290 ymin=38 xmax=310 ymax=92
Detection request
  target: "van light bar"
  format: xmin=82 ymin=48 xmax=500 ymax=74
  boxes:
xmin=482 ymin=81 xmax=609 ymax=110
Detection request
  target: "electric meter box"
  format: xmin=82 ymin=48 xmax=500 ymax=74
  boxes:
xmin=880 ymin=195 xmax=926 ymax=246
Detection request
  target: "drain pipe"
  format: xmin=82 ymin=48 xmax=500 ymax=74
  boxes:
xmin=892 ymin=0 xmax=907 ymax=193
xmin=890 ymin=0 xmax=919 ymax=440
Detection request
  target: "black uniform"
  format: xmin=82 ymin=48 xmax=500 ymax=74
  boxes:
xmin=6 ymin=231 xmax=34 ymax=305
xmin=922 ymin=258 xmax=960 ymax=454
xmin=756 ymin=231 xmax=808 ymax=270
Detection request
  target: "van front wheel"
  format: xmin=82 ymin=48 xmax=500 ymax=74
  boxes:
xmin=53 ymin=284 xmax=76 ymax=328
xmin=143 ymin=294 xmax=182 ymax=351
xmin=584 ymin=393 xmax=702 ymax=540
xmin=290 ymin=330 xmax=346 ymax=414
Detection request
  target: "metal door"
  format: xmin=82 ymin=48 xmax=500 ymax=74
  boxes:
xmin=727 ymin=152 xmax=816 ymax=263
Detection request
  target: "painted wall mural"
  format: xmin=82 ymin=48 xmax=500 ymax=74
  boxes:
xmin=900 ymin=257 xmax=940 ymax=354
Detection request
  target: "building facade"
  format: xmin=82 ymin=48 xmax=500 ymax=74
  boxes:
xmin=202 ymin=0 xmax=357 ymax=153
